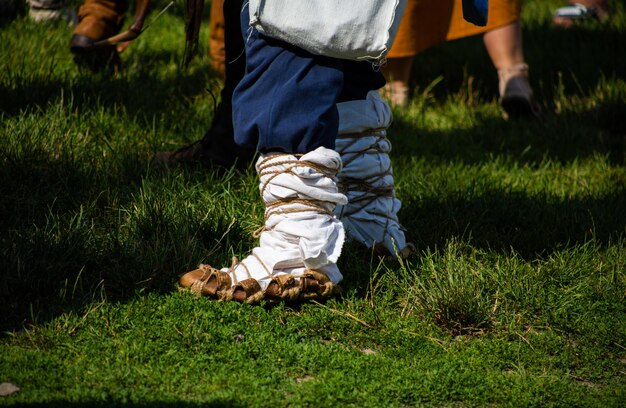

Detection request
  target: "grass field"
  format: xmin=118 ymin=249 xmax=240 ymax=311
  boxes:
xmin=1 ymin=0 xmax=625 ymax=406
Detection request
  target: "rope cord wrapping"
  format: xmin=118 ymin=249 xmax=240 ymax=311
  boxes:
xmin=336 ymin=128 xmax=396 ymax=244
xmin=252 ymin=154 xmax=338 ymax=236
xmin=237 ymin=153 xmax=340 ymax=282
xmin=180 ymin=149 xmax=344 ymax=301
xmin=336 ymin=129 xmax=393 ymax=197
xmin=225 ymin=252 xmax=273 ymax=286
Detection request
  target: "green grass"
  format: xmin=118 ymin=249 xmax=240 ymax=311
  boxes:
xmin=1 ymin=0 xmax=625 ymax=406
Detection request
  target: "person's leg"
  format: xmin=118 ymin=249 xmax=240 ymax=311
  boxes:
xmin=180 ymin=4 xmax=354 ymax=303
xmin=208 ymin=0 xmax=226 ymax=75
xmin=198 ymin=0 xmax=253 ymax=166
xmin=483 ymin=21 xmax=539 ymax=117
xmin=232 ymin=26 xmax=411 ymax=256
xmin=483 ymin=21 xmax=524 ymax=70
xmin=381 ymin=56 xmax=413 ymax=107
xmin=335 ymin=61 xmax=413 ymax=258
xmin=232 ymin=26 xmax=345 ymax=153
xmin=156 ymin=0 xmax=254 ymax=169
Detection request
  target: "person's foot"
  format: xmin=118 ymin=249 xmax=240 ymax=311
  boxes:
xmin=178 ymin=147 xmax=347 ymax=304
xmin=154 ymin=103 xmax=255 ymax=169
xmin=553 ymin=0 xmax=608 ymax=28
xmin=498 ymin=63 xmax=540 ymax=118
xmin=69 ymin=0 xmax=128 ymax=71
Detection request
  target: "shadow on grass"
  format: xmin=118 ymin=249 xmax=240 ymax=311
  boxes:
xmin=399 ymin=189 xmax=626 ymax=258
xmin=2 ymin=106 xmax=624 ymax=334
xmin=387 ymin=100 xmax=626 ymax=258
xmin=390 ymin=99 xmax=626 ymax=166
xmin=0 ymin=48 xmax=220 ymax=121
xmin=0 ymin=149 xmax=253 ymax=334
xmin=336 ymin=187 xmax=626 ymax=296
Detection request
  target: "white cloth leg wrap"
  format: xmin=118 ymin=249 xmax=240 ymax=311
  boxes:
xmin=335 ymin=91 xmax=408 ymax=255
xmin=220 ymin=146 xmax=348 ymax=289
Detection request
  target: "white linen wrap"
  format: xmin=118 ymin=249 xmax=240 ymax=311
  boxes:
xmin=335 ymin=91 xmax=407 ymax=255
xmin=221 ymin=147 xmax=347 ymax=288
xmin=249 ymin=0 xmax=407 ymax=61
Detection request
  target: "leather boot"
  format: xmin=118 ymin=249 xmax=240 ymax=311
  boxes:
xmin=70 ymin=0 xmax=128 ymax=71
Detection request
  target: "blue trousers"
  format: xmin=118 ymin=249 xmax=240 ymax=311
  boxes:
xmin=232 ymin=5 xmax=385 ymax=154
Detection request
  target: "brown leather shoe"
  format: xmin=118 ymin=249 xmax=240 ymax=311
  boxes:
xmin=498 ymin=63 xmax=541 ymax=118
xmin=154 ymin=133 xmax=254 ymax=170
xmin=70 ymin=0 xmax=128 ymax=71
xmin=154 ymin=102 xmax=255 ymax=169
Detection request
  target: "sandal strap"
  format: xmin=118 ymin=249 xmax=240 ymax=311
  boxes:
xmin=180 ymin=264 xmax=222 ymax=296
xmin=265 ymin=274 xmax=301 ymax=302
xmin=206 ymin=270 xmax=233 ymax=297
xmin=299 ymin=270 xmax=340 ymax=300
xmin=498 ymin=63 xmax=529 ymax=82
xmin=225 ymin=278 xmax=263 ymax=304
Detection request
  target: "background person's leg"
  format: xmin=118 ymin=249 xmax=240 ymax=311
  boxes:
xmin=208 ymin=0 xmax=226 ymax=75
xmin=198 ymin=0 xmax=253 ymax=166
xmin=482 ymin=21 xmax=524 ymax=71
xmin=380 ymin=56 xmax=413 ymax=107
xmin=156 ymin=0 xmax=254 ymax=168
xmin=484 ymin=21 xmax=540 ymax=117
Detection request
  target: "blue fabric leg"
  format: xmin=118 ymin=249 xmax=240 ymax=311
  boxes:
xmin=232 ymin=5 xmax=385 ymax=154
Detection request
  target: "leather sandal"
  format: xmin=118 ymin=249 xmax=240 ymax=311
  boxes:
xmin=299 ymin=270 xmax=341 ymax=301
xmin=179 ymin=267 xmax=341 ymax=304
xmin=179 ymin=264 xmax=231 ymax=297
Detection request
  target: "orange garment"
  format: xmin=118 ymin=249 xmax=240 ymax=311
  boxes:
xmin=208 ymin=0 xmax=521 ymax=69
xmin=388 ymin=0 xmax=521 ymax=58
